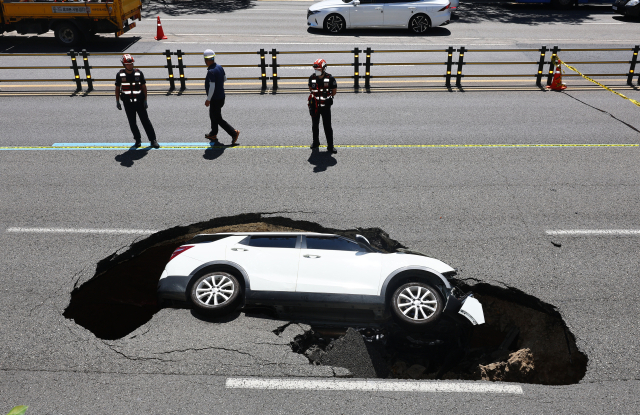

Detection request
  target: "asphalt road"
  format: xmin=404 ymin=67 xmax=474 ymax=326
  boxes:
xmin=1 ymin=1 xmax=640 ymax=414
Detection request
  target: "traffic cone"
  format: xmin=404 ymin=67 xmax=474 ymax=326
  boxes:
xmin=547 ymin=63 xmax=566 ymax=91
xmin=154 ymin=16 xmax=167 ymax=40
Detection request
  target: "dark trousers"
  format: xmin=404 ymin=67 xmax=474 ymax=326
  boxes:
xmin=209 ymin=98 xmax=235 ymax=137
xmin=123 ymin=99 xmax=156 ymax=142
xmin=312 ymin=106 xmax=334 ymax=149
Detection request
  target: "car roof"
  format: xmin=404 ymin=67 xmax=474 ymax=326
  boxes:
xmin=196 ymin=232 xmax=338 ymax=236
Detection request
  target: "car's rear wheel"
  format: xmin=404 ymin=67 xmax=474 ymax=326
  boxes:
xmin=409 ymin=14 xmax=431 ymax=34
xmin=190 ymin=272 xmax=241 ymax=315
xmin=324 ymin=14 xmax=346 ymax=33
xmin=54 ymin=22 xmax=82 ymax=46
xmin=391 ymin=282 xmax=443 ymax=327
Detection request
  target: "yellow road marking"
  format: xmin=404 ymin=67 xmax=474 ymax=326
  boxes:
xmin=0 ymin=77 xmax=631 ymax=88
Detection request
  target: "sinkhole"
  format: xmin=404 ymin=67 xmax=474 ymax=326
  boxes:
xmin=63 ymin=213 xmax=587 ymax=385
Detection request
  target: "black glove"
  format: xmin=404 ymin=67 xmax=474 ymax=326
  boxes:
xmin=116 ymin=101 xmax=122 ymax=110
xmin=144 ymin=100 xmax=148 ymax=109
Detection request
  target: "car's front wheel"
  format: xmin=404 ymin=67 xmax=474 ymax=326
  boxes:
xmin=409 ymin=14 xmax=431 ymax=34
xmin=190 ymin=272 xmax=241 ymax=315
xmin=391 ymin=282 xmax=443 ymax=326
xmin=324 ymin=14 xmax=346 ymax=33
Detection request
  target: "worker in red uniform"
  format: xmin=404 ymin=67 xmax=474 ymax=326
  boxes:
xmin=308 ymin=58 xmax=337 ymax=154
xmin=115 ymin=54 xmax=159 ymax=149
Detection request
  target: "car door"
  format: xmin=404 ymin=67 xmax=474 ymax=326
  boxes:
xmin=383 ymin=0 xmax=414 ymax=27
xmin=225 ymin=235 xmax=301 ymax=292
xmin=296 ymin=236 xmax=382 ymax=295
xmin=349 ymin=0 xmax=384 ymax=27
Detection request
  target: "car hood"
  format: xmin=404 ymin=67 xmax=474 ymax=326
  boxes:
xmin=310 ymin=0 xmax=348 ymax=11
xmin=383 ymin=252 xmax=455 ymax=275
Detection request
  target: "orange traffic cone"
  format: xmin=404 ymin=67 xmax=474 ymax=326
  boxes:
xmin=154 ymin=16 xmax=167 ymax=40
xmin=547 ymin=63 xmax=566 ymax=91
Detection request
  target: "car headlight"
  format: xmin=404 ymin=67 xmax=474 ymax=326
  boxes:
xmin=307 ymin=9 xmax=321 ymax=18
xmin=627 ymin=0 xmax=639 ymax=6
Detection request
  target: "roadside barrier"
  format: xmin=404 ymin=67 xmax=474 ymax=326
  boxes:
xmin=561 ymin=60 xmax=640 ymax=107
xmin=0 ymin=45 xmax=638 ymax=93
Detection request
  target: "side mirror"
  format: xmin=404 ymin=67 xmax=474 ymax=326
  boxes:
xmin=353 ymin=0 xmax=360 ymax=5
xmin=355 ymin=234 xmax=372 ymax=249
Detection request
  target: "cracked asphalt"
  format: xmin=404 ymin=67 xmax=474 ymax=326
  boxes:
xmin=2 ymin=2 xmax=640 ymax=412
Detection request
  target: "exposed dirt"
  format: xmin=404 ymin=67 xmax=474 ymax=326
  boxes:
xmin=63 ymin=213 xmax=588 ymax=384
xmin=290 ymin=294 xmax=587 ymax=385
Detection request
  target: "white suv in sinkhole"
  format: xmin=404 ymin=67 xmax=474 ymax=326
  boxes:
xmin=157 ymin=232 xmax=484 ymax=327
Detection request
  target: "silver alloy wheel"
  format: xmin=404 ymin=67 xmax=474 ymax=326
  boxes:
xmin=410 ymin=15 xmax=430 ymax=33
xmin=195 ymin=274 xmax=235 ymax=306
xmin=396 ymin=285 xmax=438 ymax=320
xmin=326 ymin=14 xmax=345 ymax=33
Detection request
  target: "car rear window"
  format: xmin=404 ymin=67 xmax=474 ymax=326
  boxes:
xmin=306 ymin=236 xmax=362 ymax=252
xmin=248 ymin=236 xmax=297 ymax=249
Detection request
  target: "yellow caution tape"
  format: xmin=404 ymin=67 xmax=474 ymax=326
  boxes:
xmin=560 ymin=61 xmax=640 ymax=108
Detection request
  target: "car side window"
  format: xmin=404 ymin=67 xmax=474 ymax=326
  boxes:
xmin=248 ymin=236 xmax=297 ymax=249
xmin=306 ymin=236 xmax=363 ymax=252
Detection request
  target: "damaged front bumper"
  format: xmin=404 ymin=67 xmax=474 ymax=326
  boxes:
xmin=444 ymin=289 xmax=485 ymax=325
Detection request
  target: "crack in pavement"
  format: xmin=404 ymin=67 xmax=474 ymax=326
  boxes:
xmin=561 ymin=91 xmax=640 ymax=135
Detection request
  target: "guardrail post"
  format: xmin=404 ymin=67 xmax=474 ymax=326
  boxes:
xmin=353 ymin=47 xmax=360 ymax=89
xmin=271 ymin=49 xmax=278 ymax=91
xmin=259 ymin=48 xmax=268 ymax=91
xmin=364 ymin=47 xmax=372 ymax=89
xmin=68 ymin=49 xmax=83 ymax=92
xmin=455 ymin=46 xmax=465 ymax=88
xmin=628 ymin=45 xmax=639 ymax=87
xmin=164 ymin=49 xmax=175 ymax=91
xmin=546 ymin=45 xmax=559 ymax=86
xmin=445 ymin=46 xmax=454 ymax=88
xmin=536 ymin=45 xmax=547 ymax=88
xmin=80 ymin=49 xmax=93 ymax=92
xmin=175 ymin=50 xmax=186 ymax=91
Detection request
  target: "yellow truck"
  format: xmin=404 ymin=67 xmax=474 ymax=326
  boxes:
xmin=0 ymin=0 xmax=142 ymax=45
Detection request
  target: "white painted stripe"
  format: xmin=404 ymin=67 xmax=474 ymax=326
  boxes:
xmin=546 ymin=230 xmax=640 ymax=236
xmin=225 ymin=378 xmax=524 ymax=394
xmin=6 ymin=227 xmax=158 ymax=235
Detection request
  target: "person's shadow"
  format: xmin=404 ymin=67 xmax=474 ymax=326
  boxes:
xmin=203 ymin=143 xmax=227 ymax=160
xmin=114 ymin=146 xmax=150 ymax=167
xmin=307 ymin=148 xmax=337 ymax=173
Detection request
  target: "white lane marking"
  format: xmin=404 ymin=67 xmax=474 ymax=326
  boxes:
xmin=143 ymin=18 xmax=218 ymax=21
xmin=546 ymin=230 xmax=640 ymax=236
xmin=225 ymin=378 xmax=524 ymax=394
xmin=6 ymin=227 xmax=158 ymax=235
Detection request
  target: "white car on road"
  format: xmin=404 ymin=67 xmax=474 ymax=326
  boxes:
xmin=158 ymin=232 xmax=484 ymax=327
xmin=307 ymin=0 xmax=452 ymax=34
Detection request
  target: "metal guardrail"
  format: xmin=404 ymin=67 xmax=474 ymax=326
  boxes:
xmin=0 ymin=45 xmax=638 ymax=92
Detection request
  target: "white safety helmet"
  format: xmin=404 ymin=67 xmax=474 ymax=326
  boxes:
xmin=204 ymin=49 xmax=215 ymax=60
